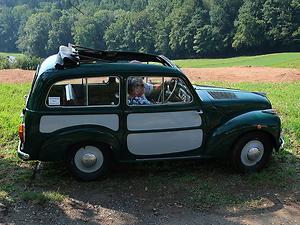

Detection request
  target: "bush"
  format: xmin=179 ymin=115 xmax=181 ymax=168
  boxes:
xmin=0 ymin=56 xmax=11 ymax=69
xmin=14 ymin=55 xmax=43 ymax=70
xmin=0 ymin=55 xmax=43 ymax=70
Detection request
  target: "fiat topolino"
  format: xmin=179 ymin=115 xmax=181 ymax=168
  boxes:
xmin=18 ymin=45 xmax=284 ymax=181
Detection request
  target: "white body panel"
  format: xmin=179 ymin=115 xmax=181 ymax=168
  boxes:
xmin=127 ymin=110 xmax=203 ymax=155
xmin=127 ymin=110 xmax=201 ymax=131
xmin=40 ymin=114 xmax=119 ymax=133
xmin=127 ymin=129 xmax=203 ymax=155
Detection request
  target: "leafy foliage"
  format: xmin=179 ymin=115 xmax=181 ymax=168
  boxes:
xmin=0 ymin=0 xmax=299 ymax=58
xmin=0 ymin=55 xmax=42 ymax=70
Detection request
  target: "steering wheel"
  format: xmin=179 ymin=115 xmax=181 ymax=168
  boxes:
xmin=157 ymin=78 xmax=178 ymax=103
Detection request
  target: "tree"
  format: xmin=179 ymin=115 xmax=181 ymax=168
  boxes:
xmin=291 ymin=0 xmax=300 ymax=44
xmin=17 ymin=12 xmax=52 ymax=56
xmin=232 ymin=0 xmax=267 ymax=51
xmin=193 ymin=0 xmax=243 ymax=56
xmin=168 ymin=1 xmax=207 ymax=58
xmin=263 ymin=0 xmax=295 ymax=49
xmin=104 ymin=10 xmax=155 ymax=53
xmin=48 ymin=12 xmax=74 ymax=54
xmin=193 ymin=25 xmax=223 ymax=56
xmin=145 ymin=1 xmax=174 ymax=56
xmin=73 ymin=10 xmax=115 ymax=49
xmin=0 ymin=6 xmax=19 ymax=52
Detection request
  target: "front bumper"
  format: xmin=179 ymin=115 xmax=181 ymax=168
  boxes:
xmin=18 ymin=141 xmax=30 ymax=160
xmin=278 ymin=136 xmax=284 ymax=151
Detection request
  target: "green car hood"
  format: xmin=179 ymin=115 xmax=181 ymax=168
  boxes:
xmin=194 ymin=85 xmax=271 ymax=115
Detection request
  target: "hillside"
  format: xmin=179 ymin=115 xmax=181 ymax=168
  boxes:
xmin=174 ymin=53 xmax=300 ymax=69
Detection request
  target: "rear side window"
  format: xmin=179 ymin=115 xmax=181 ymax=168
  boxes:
xmin=47 ymin=76 xmax=119 ymax=107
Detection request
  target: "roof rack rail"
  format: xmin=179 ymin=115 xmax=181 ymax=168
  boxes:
xmin=55 ymin=44 xmax=180 ymax=70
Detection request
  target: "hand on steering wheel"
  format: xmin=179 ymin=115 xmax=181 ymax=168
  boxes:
xmin=157 ymin=78 xmax=178 ymax=103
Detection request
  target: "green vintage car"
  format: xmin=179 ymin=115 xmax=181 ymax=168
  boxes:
xmin=18 ymin=44 xmax=284 ymax=181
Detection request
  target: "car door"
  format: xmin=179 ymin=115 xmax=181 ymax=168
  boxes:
xmin=123 ymin=74 xmax=204 ymax=160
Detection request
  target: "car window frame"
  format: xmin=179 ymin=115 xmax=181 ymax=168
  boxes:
xmin=45 ymin=75 xmax=121 ymax=109
xmin=126 ymin=75 xmax=194 ymax=107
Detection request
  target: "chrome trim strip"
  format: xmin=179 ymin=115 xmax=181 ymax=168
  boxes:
xmin=279 ymin=137 xmax=285 ymax=150
xmin=135 ymin=155 xmax=202 ymax=161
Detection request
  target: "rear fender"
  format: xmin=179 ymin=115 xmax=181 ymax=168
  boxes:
xmin=39 ymin=125 xmax=120 ymax=161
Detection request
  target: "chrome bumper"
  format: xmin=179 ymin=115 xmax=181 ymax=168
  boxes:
xmin=18 ymin=142 xmax=30 ymax=160
xmin=279 ymin=136 xmax=285 ymax=151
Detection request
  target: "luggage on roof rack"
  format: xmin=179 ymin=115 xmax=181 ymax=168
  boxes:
xmin=55 ymin=45 xmax=80 ymax=69
xmin=55 ymin=44 xmax=180 ymax=70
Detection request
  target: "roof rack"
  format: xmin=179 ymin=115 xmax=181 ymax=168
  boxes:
xmin=55 ymin=43 xmax=180 ymax=70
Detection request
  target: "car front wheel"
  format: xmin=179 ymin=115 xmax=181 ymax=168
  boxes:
xmin=67 ymin=143 xmax=110 ymax=181
xmin=232 ymin=132 xmax=273 ymax=172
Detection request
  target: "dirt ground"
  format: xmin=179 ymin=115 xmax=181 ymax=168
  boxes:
xmin=183 ymin=67 xmax=300 ymax=83
xmin=1 ymin=162 xmax=299 ymax=225
xmin=1 ymin=67 xmax=300 ymax=224
xmin=1 ymin=67 xmax=300 ymax=83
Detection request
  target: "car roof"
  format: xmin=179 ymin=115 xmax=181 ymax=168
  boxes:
xmin=36 ymin=54 xmax=183 ymax=81
xmin=34 ymin=44 xmax=184 ymax=84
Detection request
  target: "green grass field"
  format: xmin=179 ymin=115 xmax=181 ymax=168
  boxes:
xmin=174 ymin=52 xmax=300 ymax=68
xmin=0 ymin=82 xmax=299 ymax=208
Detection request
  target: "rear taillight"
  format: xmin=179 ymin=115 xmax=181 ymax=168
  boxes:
xmin=18 ymin=124 xmax=25 ymax=143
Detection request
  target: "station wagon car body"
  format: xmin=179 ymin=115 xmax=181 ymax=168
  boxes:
xmin=18 ymin=45 xmax=284 ymax=181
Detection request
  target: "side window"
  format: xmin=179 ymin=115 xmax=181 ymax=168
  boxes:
xmin=48 ymin=78 xmax=85 ymax=106
xmin=127 ymin=76 xmax=193 ymax=106
xmin=88 ymin=77 xmax=120 ymax=106
xmin=47 ymin=76 xmax=119 ymax=107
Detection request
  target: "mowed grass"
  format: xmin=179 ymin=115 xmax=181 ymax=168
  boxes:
xmin=0 ymin=82 xmax=299 ymax=208
xmin=174 ymin=52 xmax=300 ymax=69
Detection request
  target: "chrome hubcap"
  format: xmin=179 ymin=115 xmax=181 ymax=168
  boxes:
xmin=247 ymin=147 xmax=261 ymax=161
xmin=241 ymin=140 xmax=264 ymax=166
xmin=74 ymin=146 xmax=104 ymax=173
xmin=81 ymin=153 xmax=97 ymax=168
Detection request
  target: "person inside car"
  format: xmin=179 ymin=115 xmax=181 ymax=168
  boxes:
xmin=128 ymin=77 xmax=151 ymax=105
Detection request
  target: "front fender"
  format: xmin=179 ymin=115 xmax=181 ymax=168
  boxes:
xmin=204 ymin=110 xmax=281 ymax=158
xmin=38 ymin=125 xmax=120 ymax=161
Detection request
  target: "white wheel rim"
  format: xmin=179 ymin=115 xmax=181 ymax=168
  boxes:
xmin=240 ymin=140 xmax=264 ymax=167
xmin=74 ymin=146 xmax=104 ymax=173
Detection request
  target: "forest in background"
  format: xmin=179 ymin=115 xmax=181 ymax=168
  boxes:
xmin=0 ymin=0 xmax=299 ymax=59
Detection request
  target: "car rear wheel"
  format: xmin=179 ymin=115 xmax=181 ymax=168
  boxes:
xmin=67 ymin=143 xmax=110 ymax=181
xmin=232 ymin=132 xmax=273 ymax=172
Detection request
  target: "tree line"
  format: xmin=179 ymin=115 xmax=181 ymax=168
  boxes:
xmin=0 ymin=0 xmax=299 ymax=59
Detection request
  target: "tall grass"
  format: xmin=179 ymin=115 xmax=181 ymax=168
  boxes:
xmin=0 ymin=84 xmax=30 ymax=149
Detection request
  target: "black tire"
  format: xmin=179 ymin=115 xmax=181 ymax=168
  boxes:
xmin=66 ymin=143 xmax=110 ymax=181
xmin=232 ymin=132 xmax=273 ymax=172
